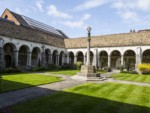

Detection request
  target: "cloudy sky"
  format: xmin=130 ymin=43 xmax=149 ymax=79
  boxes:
xmin=0 ymin=0 xmax=150 ymax=38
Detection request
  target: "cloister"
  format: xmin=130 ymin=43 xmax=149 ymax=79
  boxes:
xmin=1 ymin=36 xmax=150 ymax=72
xmin=1 ymin=8 xmax=150 ymax=72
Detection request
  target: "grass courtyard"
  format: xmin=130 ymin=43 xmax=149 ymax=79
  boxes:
xmin=113 ymin=73 xmax=150 ymax=83
xmin=47 ymin=69 xmax=80 ymax=76
xmin=0 ymin=73 xmax=62 ymax=92
xmin=10 ymin=82 xmax=150 ymax=113
xmin=47 ymin=69 xmax=107 ymax=76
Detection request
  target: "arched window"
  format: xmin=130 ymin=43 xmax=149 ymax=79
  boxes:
xmin=4 ymin=15 xmax=8 ymax=19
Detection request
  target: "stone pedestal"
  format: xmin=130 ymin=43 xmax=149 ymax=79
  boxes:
xmin=79 ymin=65 xmax=100 ymax=77
xmin=72 ymin=65 xmax=103 ymax=81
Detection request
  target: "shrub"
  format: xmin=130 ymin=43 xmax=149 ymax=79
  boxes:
xmin=4 ymin=67 xmax=21 ymax=73
xmin=0 ymin=75 xmax=2 ymax=92
xmin=74 ymin=62 xmax=83 ymax=70
xmin=138 ymin=64 xmax=150 ymax=74
xmin=32 ymin=66 xmax=46 ymax=72
xmin=61 ymin=63 xmax=74 ymax=69
xmin=47 ymin=64 xmax=55 ymax=70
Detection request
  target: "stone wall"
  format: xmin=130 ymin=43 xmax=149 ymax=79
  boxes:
xmin=0 ymin=19 xmax=65 ymax=48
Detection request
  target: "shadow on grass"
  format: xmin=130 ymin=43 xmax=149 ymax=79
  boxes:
xmin=0 ymin=80 xmax=149 ymax=113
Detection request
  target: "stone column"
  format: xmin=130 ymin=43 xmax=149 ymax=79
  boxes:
xmin=27 ymin=52 xmax=31 ymax=67
xmin=108 ymin=55 xmax=111 ymax=70
xmin=98 ymin=55 xmax=101 ymax=69
xmin=50 ymin=54 xmax=53 ymax=64
xmin=0 ymin=39 xmax=4 ymax=70
xmin=93 ymin=49 xmax=98 ymax=68
xmin=14 ymin=51 xmax=19 ymax=67
xmin=57 ymin=55 xmax=59 ymax=66
xmin=87 ymin=38 xmax=91 ymax=65
xmin=66 ymin=54 xmax=69 ymax=64
xmin=48 ymin=54 xmax=51 ymax=64
xmin=121 ymin=55 xmax=124 ymax=68
xmin=74 ymin=56 xmax=77 ymax=64
xmin=84 ymin=55 xmax=86 ymax=65
xmin=136 ymin=47 xmax=142 ymax=72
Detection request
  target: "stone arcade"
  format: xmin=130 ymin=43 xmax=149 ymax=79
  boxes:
xmin=1 ymin=9 xmax=150 ymax=73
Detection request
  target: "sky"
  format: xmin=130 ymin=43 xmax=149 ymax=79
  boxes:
xmin=1 ymin=0 xmax=150 ymax=38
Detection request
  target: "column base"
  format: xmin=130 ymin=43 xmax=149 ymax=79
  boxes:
xmin=71 ymin=65 xmax=106 ymax=81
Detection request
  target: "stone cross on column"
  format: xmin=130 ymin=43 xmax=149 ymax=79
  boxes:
xmin=86 ymin=26 xmax=92 ymax=66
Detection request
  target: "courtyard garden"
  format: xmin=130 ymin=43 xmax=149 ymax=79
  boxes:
xmin=0 ymin=73 xmax=62 ymax=92
xmin=112 ymin=73 xmax=150 ymax=83
xmin=10 ymin=82 xmax=150 ymax=113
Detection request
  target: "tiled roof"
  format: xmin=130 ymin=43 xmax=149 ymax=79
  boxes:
xmin=64 ymin=32 xmax=150 ymax=48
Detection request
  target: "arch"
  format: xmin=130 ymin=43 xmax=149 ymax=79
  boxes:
xmin=99 ymin=51 xmax=108 ymax=69
xmin=85 ymin=51 xmax=94 ymax=65
xmin=124 ymin=50 xmax=136 ymax=70
xmin=18 ymin=45 xmax=29 ymax=68
xmin=31 ymin=47 xmax=41 ymax=67
xmin=5 ymin=15 xmax=8 ymax=19
xmin=52 ymin=50 xmax=58 ymax=65
xmin=142 ymin=49 xmax=150 ymax=63
xmin=68 ymin=52 xmax=74 ymax=65
xmin=45 ymin=49 xmax=51 ymax=65
xmin=111 ymin=50 xmax=121 ymax=69
xmin=3 ymin=43 xmax=17 ymax=68
xmin=76 ymin=51 xmax=84 ymax=63
xmin=59 ymin=51 xmax=66 ymax=66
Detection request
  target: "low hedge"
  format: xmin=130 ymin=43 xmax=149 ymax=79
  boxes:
xmin=138 ymin=64 xmax=150 ymax=74
xmin=32 ymin=67 xmax=46 ymax=72
xmin=2 ymin=67 xmax=21 ymax=73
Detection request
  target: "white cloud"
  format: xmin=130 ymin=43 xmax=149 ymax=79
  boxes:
xmin=36 ymin=0 xmax=44 ymax=12
xmin=15 ymin=8 xmax=22 ymax=14
xmin=75 ymin=0 xmax=108 ymax=11
xmin=47 ymin=5 xmax=72 ymax=19
xmin=120 ymin=10 xmax=139 ymax=21
xmin=136 ymin=0 xmax=150 ymax=11
xmin=62 ymin=14 xmax=91 ymax=29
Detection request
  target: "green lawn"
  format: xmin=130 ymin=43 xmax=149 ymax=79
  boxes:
xmin=10 ymin=83 xmax=150 ymax=113
xmin=0 ymin=73 xmax=62 ymax=92
xmin=113 ymin=73 xmax=150 ymax=83
xmin=47 ymin=70 xmax=80 ymax=76
xmin=47 ymin=69 xmax=106 ymax=76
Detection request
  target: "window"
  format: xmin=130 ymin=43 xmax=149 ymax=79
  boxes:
xmin=4 ymin=15 xmax=8 ymax=19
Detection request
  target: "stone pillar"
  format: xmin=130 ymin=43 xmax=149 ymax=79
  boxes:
xmin=27 ymin=52 xmax=31 ymax=67
xmin=74 ymin=56 xmax=77 ymax=64
xmin=0 ymin=39 xmax=4 ymax=70
xmin=121 ymin=55 xmax=124 ymax=68
xmin=48 ymin=54 xmax=51 ymax=64
xmin=108 ymin=55 xmax=111 ymax=70
xmin=66 ymin=54 xmax=69 ymax=64
xmin=50 ymin=54 xmax=53 ymax=64
xmin=98 ymin=54 xmax=101 ymax=69
xmin=84 ymin=55 xmax=86 ymax=65
xmin=41 ymin=52 xmax=46 ymax=66
xmin=87 ymin=38 xmax=91 ymax=65
xmin=93 ymin=49 xmax=98 ymax=68
xmin=14 ymin=51 xmax=19 ymax=67
xmin=57 ymin=55 xmax=59 ymax=66
xmin=136 ymin=47 xmax=142 ymax=72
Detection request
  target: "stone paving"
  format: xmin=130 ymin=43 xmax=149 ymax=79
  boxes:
xmin=0 ymin=73 xmax=149 ymax=110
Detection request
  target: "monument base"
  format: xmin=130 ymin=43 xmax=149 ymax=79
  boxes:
xmin=71 ymin=65 xmax=106 ymax=81
xmin=80 ymin=65 xmax=100 ymax=77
